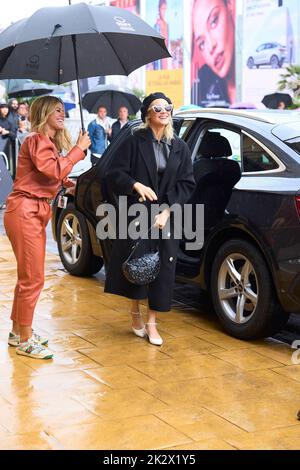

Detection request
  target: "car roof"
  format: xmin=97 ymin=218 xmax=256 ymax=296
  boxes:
xmin=174 ymin=108 xmax=300 ymax=140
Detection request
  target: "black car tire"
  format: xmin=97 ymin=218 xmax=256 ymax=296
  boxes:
xmin=270 ymin=55 xmax=279 ymax=68
xmin=57 ymin=203 xmax=103 ymax=276
xmin=247 ymin=57 xmax=254 ymax=69
xmin=210 ymin=239 xmax=289 ymax=339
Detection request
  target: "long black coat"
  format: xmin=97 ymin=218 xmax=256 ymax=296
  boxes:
xmin=104 ymin=128 xmax=195 ymax=312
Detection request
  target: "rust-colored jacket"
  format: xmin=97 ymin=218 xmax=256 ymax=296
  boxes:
xmin=6 ymin=133 xmax=84 ymax=207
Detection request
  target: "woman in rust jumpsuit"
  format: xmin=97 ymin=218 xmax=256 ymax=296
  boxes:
xmin=4 ymin=96 xmax=91 ymax=360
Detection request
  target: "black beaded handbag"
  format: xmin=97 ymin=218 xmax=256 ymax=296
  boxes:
xmin=122 ymin=226 xmax=160 ymax=286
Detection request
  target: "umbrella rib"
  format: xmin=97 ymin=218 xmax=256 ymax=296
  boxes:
xmin=57 ymin=36 xmax=62 ymax=84
xmin=102 ymin=33 xmax=128 ymax=75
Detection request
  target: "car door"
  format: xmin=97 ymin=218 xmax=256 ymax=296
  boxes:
xmin=255 ymin=44 xmax=265 ymax=65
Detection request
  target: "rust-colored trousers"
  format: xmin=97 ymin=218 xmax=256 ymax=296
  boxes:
xmin=4 ymin=197 xmax=51 ymax=327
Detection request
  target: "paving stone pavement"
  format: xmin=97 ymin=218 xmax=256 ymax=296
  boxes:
xmin=0 ymin=233 xmax=300 ymax=450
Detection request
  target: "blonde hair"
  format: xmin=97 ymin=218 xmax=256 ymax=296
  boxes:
xmin=141 ymin=115 xmax=174 ymax=142
xmin=140 ymin=100 xmax=174 ymax=142
xmin=30 ymin=95 xmax=72 ymax=153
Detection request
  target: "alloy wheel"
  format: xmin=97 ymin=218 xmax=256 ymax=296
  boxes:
xmin=60 ymin=213 xmax=82 ymax=265
xmin=217 ymin=253 xmax=258 ymax=324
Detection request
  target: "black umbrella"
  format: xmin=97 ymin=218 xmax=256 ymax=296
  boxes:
xmin=262 ymin=92 xmax=293 ymax=109
xmin=0 ymin=2 xmax=170 ymax=130
xmin=8 ymin=79 xmax=54 ymax=98
xmin=82 ymin=84 xmax=141 ymax=117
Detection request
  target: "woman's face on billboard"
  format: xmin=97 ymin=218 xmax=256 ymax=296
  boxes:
xmin=193 ymin=0 xmax=234 ymax=79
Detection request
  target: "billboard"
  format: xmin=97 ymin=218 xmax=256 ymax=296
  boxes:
xmin=145 ymin=0 xmax=184 ymax=109
xmin=110 ymin=0 xmax=140 ymax=14
xmin=191 ymin=0 xmax=236 ymax=107
xmin=241 ymin=0 xmax=300 ymax=105
xmin=107 ymin=0 xmax=143 ymax=92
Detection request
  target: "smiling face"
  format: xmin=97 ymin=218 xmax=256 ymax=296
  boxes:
xmin=46 ymin=102 xmax=65 ymax=132
xmin=193 ymin=0 xmax=234 ymax=79
xmin=147 ymin=99 xmax=172 ymax=128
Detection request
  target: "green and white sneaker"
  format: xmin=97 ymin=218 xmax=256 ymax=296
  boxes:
xmin=8 ymin=330 xmax=48 ymax=347
xmin=16 ymin=337 xmax=53 ymax=360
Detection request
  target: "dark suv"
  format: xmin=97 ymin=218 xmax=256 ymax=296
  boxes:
xmin=52 ymin=109 xmax=300 ymax=339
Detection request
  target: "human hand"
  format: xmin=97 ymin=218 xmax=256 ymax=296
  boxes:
xmin=154 ymin=209 xmax=170 ymax=230
xmin=76 ymin=130 xmax=91 ymax=152
xmin=1 ymin=129 xmax=9 ymax=136
xmin=133 ymin=182 xmax=158 ymax=202
xmin=64 ymin=186 xmax=76 ymax=196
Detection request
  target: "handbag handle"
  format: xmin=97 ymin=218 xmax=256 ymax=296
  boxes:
xmin=125 ymin=224 xmax=158 ymax=263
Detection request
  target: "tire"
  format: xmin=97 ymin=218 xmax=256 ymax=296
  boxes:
xmin=210 ymin=239 xmax=289 ymax=339
xmin=57 ymin=203 xmax=103 ymax=276
xmin=270 ymin=55 xmax=279 ymax=68
xmin=247 ymin=57 xmax=254 ymax=69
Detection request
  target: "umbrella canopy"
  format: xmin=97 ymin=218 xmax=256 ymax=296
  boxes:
xmin=262 ymin=92 xmax=293 ymax=109
xmin=82 ymin=84 xmax=141 ymax=117
xmin=8 ymin=80 xmax=54 ymax=98
xmin=0 ymin=3 xmax=170 ymax=128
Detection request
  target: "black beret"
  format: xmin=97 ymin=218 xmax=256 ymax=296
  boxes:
xmin=140 ymin=92 xmax=172 ymax=122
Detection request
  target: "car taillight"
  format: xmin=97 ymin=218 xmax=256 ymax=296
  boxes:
xmin=296 ymin=196 xmax=300 ymax=218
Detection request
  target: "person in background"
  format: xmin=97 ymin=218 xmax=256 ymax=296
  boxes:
xmin=8 ymin=98 xmax=19 ymax=135
xmin=4 ymin=95 xmax=91 ymax=360
xmin=110 ymin=106 xmax=129 ymax=142
xmin=88 ymin=105 xmax=112 ymax=165
xmin=18 ymin=103 xmax=30 ymax=131
xmin=277 ymin=101 xmax=286 ymax=110
xmin=0 ymin=103 xmax=17 ymax=143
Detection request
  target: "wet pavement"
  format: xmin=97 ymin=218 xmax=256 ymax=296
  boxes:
xmin=0 ymin=212 xmax=300 ymax=449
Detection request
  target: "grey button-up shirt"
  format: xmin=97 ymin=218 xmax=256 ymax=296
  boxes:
xmin=151 ymin=131 xmax=171 ymax=174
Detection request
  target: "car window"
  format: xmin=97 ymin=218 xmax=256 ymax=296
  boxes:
xmin=200 ymin=127 xmax=241 ymax=164
xmin=193 ymin=126 xmax=241 ymax=165
xmin=286 ymin=138 xmax=300 ymax=155
xmin=242 ymin=134 xmax=279 ymax=173
xmin=179 ymin=119 xmax=195 ymax=139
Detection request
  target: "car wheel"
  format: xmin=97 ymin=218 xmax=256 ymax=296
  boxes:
xmin=210 ymin=239 xmax=289 ymax=339
xmin=270 ymin=55 xmax=279 ymax=68
xmin=247 ymin=57 xmax=254 ymax=69
xmin=57 ymin=203 xmax=103 ymax=276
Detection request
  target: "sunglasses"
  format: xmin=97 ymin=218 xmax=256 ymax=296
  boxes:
xmin=150 ymin=104 xmax=173 ymax=113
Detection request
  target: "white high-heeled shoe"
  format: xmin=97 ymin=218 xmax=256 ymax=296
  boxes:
xmin=145 ymin=322 xmax=163 ymax=346
xmin=131 ymin=312 xmax=147 ymax=338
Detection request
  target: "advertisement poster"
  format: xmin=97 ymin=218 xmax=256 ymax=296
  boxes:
xmin=107 ymin=0 xmax=143 ymax=93
xmin=191 ymin=0 xmax=236 ymax=107
xmin=242 ymin=0 xmax=299 ymax=105
xmin=146 ymin=0 xmax=184 ymax=109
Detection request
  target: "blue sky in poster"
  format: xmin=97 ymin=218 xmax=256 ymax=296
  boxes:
xmin=146 ymin=0 xmax=183 ymax=41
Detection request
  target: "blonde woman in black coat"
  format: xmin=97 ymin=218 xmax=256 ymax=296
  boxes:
xmin=105 ymin=93 xmax=195 ymax=345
